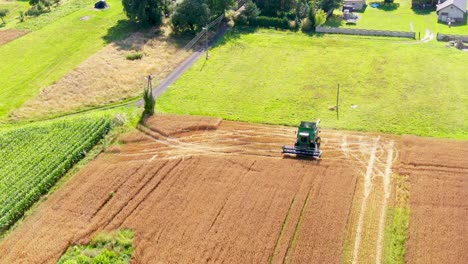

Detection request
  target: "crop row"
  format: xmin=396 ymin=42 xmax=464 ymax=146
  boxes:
xmin=0 ymin=115 xmax=112 ymax=232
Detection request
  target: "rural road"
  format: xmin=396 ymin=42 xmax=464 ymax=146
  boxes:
xmin=137 ymin=25 xmax=230 ymax=106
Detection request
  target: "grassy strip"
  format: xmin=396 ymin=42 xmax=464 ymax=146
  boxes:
xmin=0 ymin=0 xmax=135 ymax=119
xmin=0 ymin=97 xmax=140 ymax=127
xmin=383 ymin=174 xmax=410 ymax=264
xmin=158 ymin=28 xmax=467 ymax=139
xmin=57 ymin=229 xmax=135 ymax=264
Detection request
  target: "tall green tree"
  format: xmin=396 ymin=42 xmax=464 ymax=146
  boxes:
xmin=171 ymin=0 xmax=210 ymax=33
xmin=207 ymin=0 xmax=236 ymax=16
xmin=238 ymin=0 xmax=260 ymax=24
xmin=122 ymin=0 xmax=164 ymax=28
xmin=318 ymin=0 xmax=342 ymax=12
xmin=253 ymin=0 xmax=296 ymax=17
xmin=295 ymin=0 xmax=309 ymax=19
xmin=307 ymin=0 xmax=316 ymax=27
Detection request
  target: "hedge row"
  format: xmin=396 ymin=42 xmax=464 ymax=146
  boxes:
xmin=250 ymin=16 xmax=290 ymax=30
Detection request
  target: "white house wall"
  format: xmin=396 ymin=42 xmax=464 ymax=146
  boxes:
xmin=438 ymin=6 xmax=466 ymax=21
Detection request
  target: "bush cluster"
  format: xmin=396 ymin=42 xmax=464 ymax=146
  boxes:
xmin=253 ymin=16 xmax=290 ymax=30
xmin=125 ymin=52 xmax=144 ymax=61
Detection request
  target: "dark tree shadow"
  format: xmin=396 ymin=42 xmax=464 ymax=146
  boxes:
xmin=102 ymin=19 xmax=138 ymax=45
xmin=353 ymin=5 xmax=368 ymax=13
xmin=437 ymin=15 xmax=468 ymax=27
xmin=411 ymin=7 xmax=436 ymax=15
xmin=372 ymin=2 xmax=400 ymax=11
xmin=102 ymin=19 xmax=193 ymax=52
xmin=211 ymin=26 xmax=258 ymax=48
xmin=325 ymin=15 xmax=344 ymax=27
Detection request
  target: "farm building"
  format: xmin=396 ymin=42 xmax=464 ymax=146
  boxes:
xmin=436 ymin=0 xmax=467 ymax=23
xmin=344 ymin=0 xmax=366 ymax=11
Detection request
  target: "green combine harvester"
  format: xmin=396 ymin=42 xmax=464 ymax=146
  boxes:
xmin=282 ymin=119 xmax=322 ymax=158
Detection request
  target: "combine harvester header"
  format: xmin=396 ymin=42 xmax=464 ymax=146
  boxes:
xmin=282 ymin=119 xmax=322 ymax=158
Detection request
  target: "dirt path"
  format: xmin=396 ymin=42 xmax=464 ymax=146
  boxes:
xmin=340 ymin=134 xmax=398 ymax=264
xmin=0 ymin=29 xmax=29 ymax=46
xmin=420 ymin=29 xmax=435 ymax=43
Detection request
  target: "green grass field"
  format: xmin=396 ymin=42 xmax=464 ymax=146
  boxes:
xmin=0 ymin=0 xmax=133 ymax=119
xmin=0 ymin=0 xmax=29 ymax=28
xmin=158 ymin=28 xmax=467 ymax=139
xmin=326 ymin=0 xmax=468 ymax=35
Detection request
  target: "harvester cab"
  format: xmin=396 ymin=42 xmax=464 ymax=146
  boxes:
xmin=282 ymin=119 xmax=322 ymax=158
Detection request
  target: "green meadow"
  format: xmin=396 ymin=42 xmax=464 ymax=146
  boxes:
xmin=159 ymin=28 xmax=467 ymax=139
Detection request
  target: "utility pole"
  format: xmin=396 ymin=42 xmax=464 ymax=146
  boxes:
xmin=336 ymin=83 xmax=340 ymax=120
xmin=203 ymin=26 xmax=209 ymax=60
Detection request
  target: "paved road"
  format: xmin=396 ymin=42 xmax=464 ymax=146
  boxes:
xmin=137 ymin=26 xmax=230 ymax=106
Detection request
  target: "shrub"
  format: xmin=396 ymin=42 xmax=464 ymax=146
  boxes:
xmin=315 ymin=9 xmax=326 ymax=27
xmin=254 ymin=16 xmax=290 ymax=30
xmin=236 ymin=0 xmax=260 ymax=26
xmin=301 ymin=17 xmax=313 ymax=31
xmin=0 ymin=9 xmax=9 ymax=24
xmin=18 ymin=11 xmax=25 ymax=22
xmin=125 ymin=52 xmax=144 ymax=60
xmin=143 ymin=81 xmax=155 ymax=117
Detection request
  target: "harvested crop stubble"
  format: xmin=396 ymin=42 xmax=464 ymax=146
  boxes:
xmin=0 ymin=116 xmax=357 ymax=263
xmin=399 ymin=136 xmax=468 ymax=264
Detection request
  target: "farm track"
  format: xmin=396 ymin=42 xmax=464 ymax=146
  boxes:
xmin=0 ymin=29 xmax=29 ymax=46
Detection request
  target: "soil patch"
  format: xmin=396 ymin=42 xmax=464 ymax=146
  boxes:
xmin=0 ymin=29 xmax=29 ymax=46
xmin=398 ymin=136 xmax=468 ymax=264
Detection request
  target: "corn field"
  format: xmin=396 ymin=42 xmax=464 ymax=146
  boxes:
xmin=0 ymin=116 xmax=112 ymax=233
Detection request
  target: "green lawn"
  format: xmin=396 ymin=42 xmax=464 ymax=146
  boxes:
xmin=158 ymin=28 xmax=467 ymax=139
xmin=326 ymin=0 xmax=468 ymax=35
xmin=0 ymin=0 xmax=133 ymax=119
xmin=0 ymin=0 xmax=29 ymax=28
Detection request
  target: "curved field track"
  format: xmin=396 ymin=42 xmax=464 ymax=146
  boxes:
xmin=0 ymin=29 xmax=29 ymax=46
xmin=0 ymin=115 xmax=400 ymax=263
xmin=399 ymin=136 xmax=468 ymax=264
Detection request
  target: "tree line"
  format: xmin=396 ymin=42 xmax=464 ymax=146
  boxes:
xmin=123 ymin=0 xmax=341 ymax=32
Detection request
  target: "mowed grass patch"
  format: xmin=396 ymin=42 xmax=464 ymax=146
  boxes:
xmin=0 ymin=0 xmax=29 ymax=29
xmin=326 ymin=0 xmax=468 ymax=35
xmin=0 ymin=0 xmax=133 ymax=119
xmin=158 ymin=29 xmax=467 ymax=139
